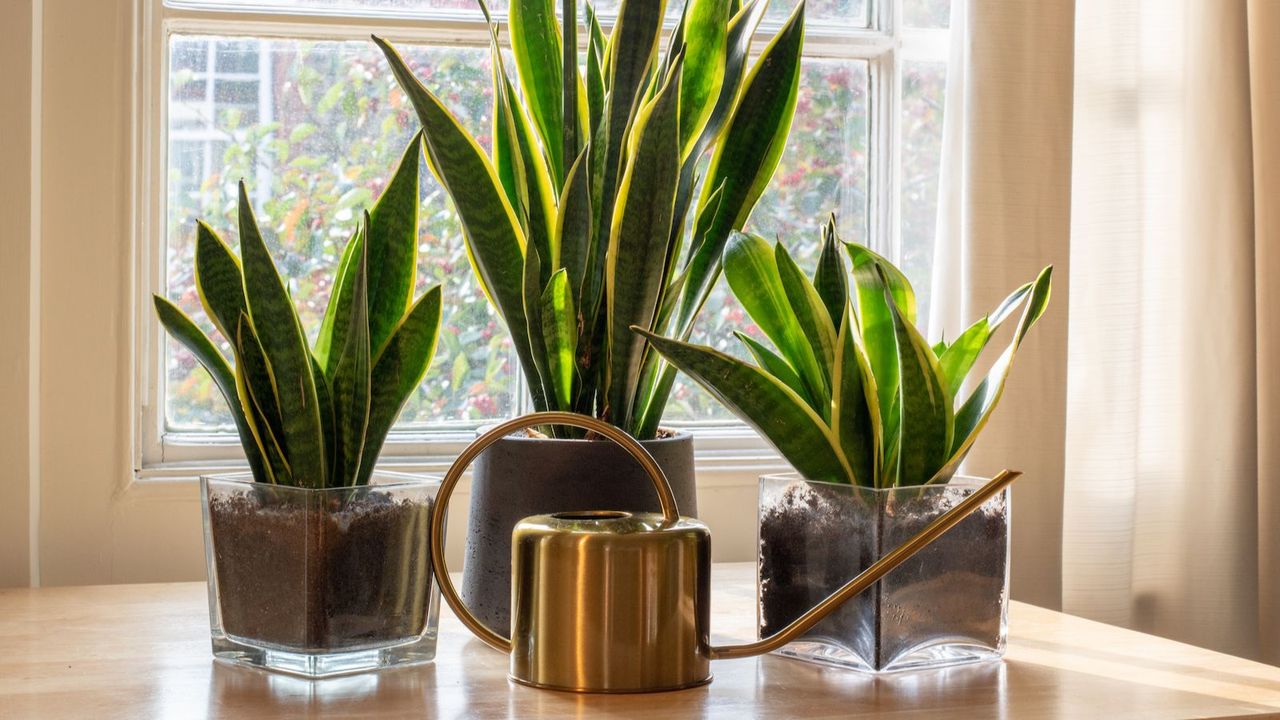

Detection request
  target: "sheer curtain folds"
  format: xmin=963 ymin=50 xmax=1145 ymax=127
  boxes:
xmin=1063 ymin=0 xmax=1280 ymax=661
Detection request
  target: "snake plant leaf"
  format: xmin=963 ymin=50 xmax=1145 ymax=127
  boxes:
xmin=314 ymin=225 xmax=360 ymax=374
xmin=812 ymin=215 xmax=848 ymax=327
xmin=309 ymin=352 xmax=337 ymax=488
xmin=375 ymin=36 xmax=541 ymax=406
xmin=735 ymin=331 xmax=812 ymax=410
xmin=237 ymin=181 xmax=327 ymax=488
xmin=678 ymin=0 xmax=730 ymax=156
xmin=523 ymin=241 xmax=554 ymax=409
xmin=931 ymin=266 xmax=1053 ymax=484
xmin=880 ymin=264 xmax=951 ymax=487
xmin=688 ymin=0 xmax=769 ymax=166
xmin=847 ymin=244 xmax=899 ymax=434
xmin=776 ymin=241 xmax=837 ymax=388
xmin=234 ymin=359 xmax=292 ymax=486
xmin=597 ymin=0 xmax=668 ymax=240
xmin=560 ymin=0 xmax=581 ymax=171
xmin=831 ymin=306 xmax=879 ymax=488
xmin=541 ymin=269 xmax=577 ymax=410
xmin=636 ymin=328 xmax=854 ymax=484
xmin=152 ymin=296 xmax=267 ymax=483
xmin=630 ymin=267 xmax=695 ymax=436
xmin=510 ymin=0 xmax=565 ymax=181
xmin=677 ymin=1 xmax=803 ymax=328
xmin=606 ymin=57 xmax=683 ymax=424
xmin=234 ymin=313 xmax=294 ymax=485
xmin=585 ymin=2 xmax=606 ymax=138
xmin=233 ymin=311 xmax=285 ymax=455
xmin=557 ymin=147 xmax=592 ymax=304
xmin=722 ymin=232 xmax=827 ymax=410
xmin=937 ymin=282 xmax=1033 ymax=399
xmin=359 ymin=285 xmax=443 ymax=486
xmin=193 ymin=221 xmax=247 ymax=345
xmin=846 ymin=243 xmax=917 ymax=327
xmin=365 ymin=133 xmax=422 ymax=357
xmin=491 ymin=31 xmax=557 ymax=275
xmin=332 ymin=217 xmax=372 ymax=486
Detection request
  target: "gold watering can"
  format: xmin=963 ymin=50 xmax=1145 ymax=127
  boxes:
xmin=431 ymin=412 xmax=1021 ymax=694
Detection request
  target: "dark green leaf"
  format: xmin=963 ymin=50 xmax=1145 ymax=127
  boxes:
xmin=735 ymin=331 xmax=812 ymax=410
xmin=523 ymin=241 xmax=555 ymax=410
xmin=237 ymin=181 xmax=326 ymax=488
xmin=360 ymin=286 xmax=443 ymax=486
xmin=314 ymin=226 xmax=360 ymax=374
xmin=677 ymin=1 xmax=804 ymax=330
xmin=880 ymin=265 xmax=952 ymax=487
xmin=812 ymin=214 xmax=847 ymax=328
xmin=678 ymin=0 xmax=730 ymax=155
xmin=153 ymin=296 xmax=267 ymax=483
xmin=541 ymin=269 xmax=577 ymax=410
xmin=375 ymin=36 xmax=544 ymax=409
xmin=722 ymin=232 xmax=827 ymax=409
xmin=848 ymin=243 xmax=899 ymax=435
xmin=194 ymin=221 xmax=247 ymax=345
xmin=637 ymin=328 xmax=854 ymax=484
xmin=557 ymin=147 xmax=592 ymax=304
xmin=832 ymin=307 xmax=879 ymax=488
xmin=510 ymin=0 xmax=565 ymax=180
xmin=776 ymin=241 xmax=837 ymax=390
xmin=596 ymin=0 xmax=668 ymax=243
xmin=605 ymin=58 xmax=682 ymax=427
xmin=366 ymin=133 xmax=422 ymax=356
xmin=332 ymin=217 xmax=372 ymax=486
xmin=847 ymin=243 xmax=917 ymax=326
xmin=933 ymin=266 xmax=1053 ymax=483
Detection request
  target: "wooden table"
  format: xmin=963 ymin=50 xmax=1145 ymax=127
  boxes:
xmin=2 ymin=564 xmax=1280 ymax=719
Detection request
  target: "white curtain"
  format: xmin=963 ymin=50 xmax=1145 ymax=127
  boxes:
xmin=931 ymin=0 xmax=1076 ymax=610
xmin=1063 ymin=0 xmax=1280 ymax=662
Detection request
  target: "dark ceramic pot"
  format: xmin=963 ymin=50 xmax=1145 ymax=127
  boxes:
xmin=461 ymin=429 xmax=697 ymax=633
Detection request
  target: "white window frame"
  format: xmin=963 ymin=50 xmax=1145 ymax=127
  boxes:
xmin=134 ymin=0 xmax=952 ymax=480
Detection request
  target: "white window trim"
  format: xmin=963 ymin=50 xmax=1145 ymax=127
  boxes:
xmin=133 ymin=0 xmax=951 ymax=482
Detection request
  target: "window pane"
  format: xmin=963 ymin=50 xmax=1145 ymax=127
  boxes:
xmin=663 ymin=59 xmax=870 ymax=424
xmin=904 ymin=0 xmax=951 ymax=29
xmin=167 ymin=0 xmax=506 ymax=13
xmin=164 ymin=36 xmax=514 ymax=431
xmin=166 ymin=0 xmax=865 ymax=27
xmin=899 ymin=60 xmax=946 ymax=324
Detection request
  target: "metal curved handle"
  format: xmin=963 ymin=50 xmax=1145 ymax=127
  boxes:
xmin=711 ymin=469 xmax=1022 ymax=660
xmin=430 ymin=411 xmax=680 ymax=654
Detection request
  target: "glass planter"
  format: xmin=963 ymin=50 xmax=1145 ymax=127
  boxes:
xmin=757 ymin=474 xmax=1009 ymax=673
xmin=201 ymin=472 xmax=441 ymax=677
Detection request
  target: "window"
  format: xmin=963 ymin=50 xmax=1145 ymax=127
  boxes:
xmin=140 ymin=0 xmax=953 ymax=469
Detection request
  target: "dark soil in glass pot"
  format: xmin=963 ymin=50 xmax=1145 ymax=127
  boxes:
xmin=207 ymin=484 xmax=434 ymax=651
xmin=758 ymin=476 xmax=1009 ymax=672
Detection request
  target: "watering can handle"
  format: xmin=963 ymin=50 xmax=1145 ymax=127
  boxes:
xmin=430 ymin=411 xmax=681 ymax=654
xmin=709 ymin=468 xmax=1022 ymax=659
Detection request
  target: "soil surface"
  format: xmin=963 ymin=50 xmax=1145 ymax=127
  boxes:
xmin=208 ymin=488 xmax=433 ymax=652
xmin=759 ymin=481 xmax=1007 ymax=670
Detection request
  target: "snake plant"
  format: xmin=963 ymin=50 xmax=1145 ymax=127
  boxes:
xmin=373 ymin=0 xmax=805 ymax=438
xmin=153 ymin=136 xmax=442 ymax=488
xmin=637 ymin=218 xmax=1053 ymax=487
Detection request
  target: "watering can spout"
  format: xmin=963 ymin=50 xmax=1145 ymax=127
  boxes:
xmin=430 ymin=412 xmax=1023 ymax=693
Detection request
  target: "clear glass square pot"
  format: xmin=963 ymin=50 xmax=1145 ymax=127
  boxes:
xmin=201 ymin=472 xmax=441 ymax=677
xmin=757 ymin=474 xmax=1009 ymax=672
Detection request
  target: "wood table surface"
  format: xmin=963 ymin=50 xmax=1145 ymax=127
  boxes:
xmin=2 ymin=563 xmax=1280 ymax=719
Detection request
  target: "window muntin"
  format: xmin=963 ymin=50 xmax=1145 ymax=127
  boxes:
xmin=147 ymin=0 xmax=952 ymax=461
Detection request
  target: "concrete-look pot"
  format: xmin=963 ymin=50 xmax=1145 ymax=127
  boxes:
xmin=461 ymin=429 xmax=697 ymax=633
